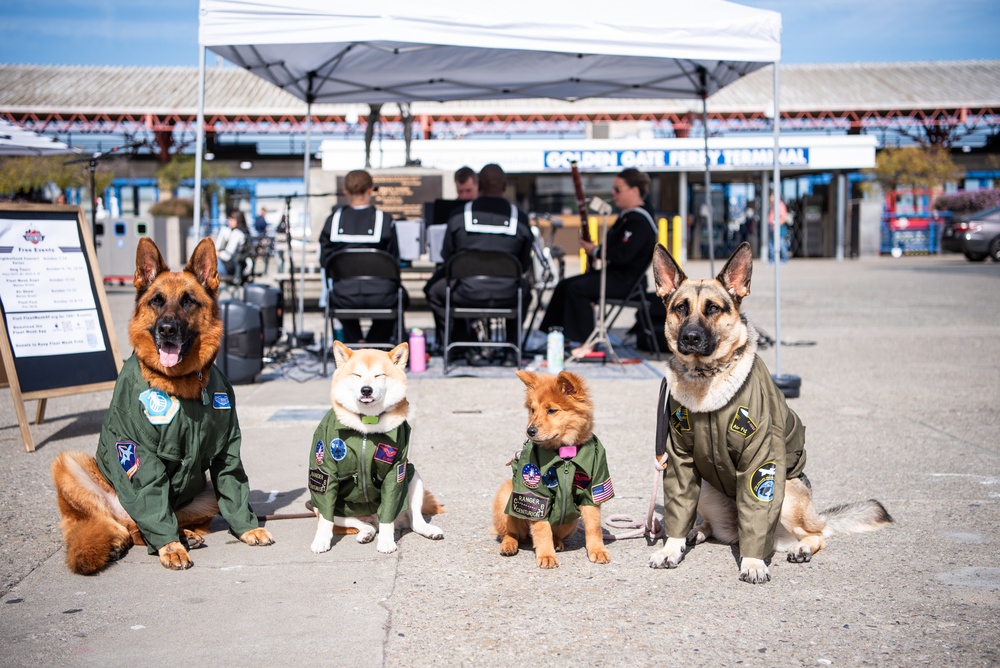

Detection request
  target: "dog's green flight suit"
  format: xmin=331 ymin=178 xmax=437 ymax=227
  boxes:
xmin=505 ymin=435 xmax=614 ymax=525
xmin=661 ymin=355 xmax=807 ymax=559
xmin=95 ymin=354 xmax=260 ymax=553
xmin=307 ymin=410 xmax=412 ymax=524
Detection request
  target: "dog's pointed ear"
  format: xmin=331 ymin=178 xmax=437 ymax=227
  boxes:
xmin=133 ymin=237 xmax=168 ymax=293
xmin=389 ymin=342 xmax=409 ymax=369
xmin=515 ymin=369 xmax=537 ymax=389
xmin=185 ymin=237 xmax=220 ymax=294
xmin=652 ymin=244 xmax=686 ymax=299
xmin=717 ymin=242 xmax=752 ymax=300
xmin=556 ymin=371 xmax=587 ymax=398
xmin=333 ymin=341 xmax=352 ymax=368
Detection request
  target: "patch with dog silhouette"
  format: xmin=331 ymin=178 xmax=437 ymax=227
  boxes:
xmin=750 ymin=462 xmax=777 ymax=501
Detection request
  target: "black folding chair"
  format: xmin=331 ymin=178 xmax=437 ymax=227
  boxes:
xmin=322 ymin=249 xmax=404 ymax=374
xmin=443 ymin=250 xmax=525 ymax=374
xmin=601 ymin=273 xmax=662 ymax=360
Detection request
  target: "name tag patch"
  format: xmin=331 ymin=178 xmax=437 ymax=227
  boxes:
xmin=308 ymin=468 xmax=330 ymax=494
xmin=510 ymin=491 xmax=549 ymax=520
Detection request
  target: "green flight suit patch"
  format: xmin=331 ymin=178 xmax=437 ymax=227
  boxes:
xmin=670 ymin=405 xmax=690 ymax=433
xmin=510 ymin=491 xmax=550 ymax=520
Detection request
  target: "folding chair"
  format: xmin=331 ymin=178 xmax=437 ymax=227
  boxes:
xmin=443 ymin=250 xmax=525 ymax=374
xmin=322 ymin=249 xmax=404 ymax=375
xmin=601 ymin=273 xmax=662 ymax=360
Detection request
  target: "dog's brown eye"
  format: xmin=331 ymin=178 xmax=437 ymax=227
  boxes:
xmin=547 ymin=407 xmax=558 ymax=415
xmin=181 ymin=295 xmax=198 ymax=308
xmin=674 ymin=301 xmax=689 ymax=316
xmin=150 ymin=295 xmax=165 ymax=308
xmin=705 ymin=303 xmax=721 ymax=315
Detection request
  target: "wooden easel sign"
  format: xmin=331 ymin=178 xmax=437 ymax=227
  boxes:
xmin=0 ymin=203 xmax=123 ymax=452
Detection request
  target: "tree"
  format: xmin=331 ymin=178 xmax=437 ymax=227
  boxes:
xmin=0 ymin=155 xmax=116 ymax=201
xmin=868 ymin=146 xmax=964 ymax=192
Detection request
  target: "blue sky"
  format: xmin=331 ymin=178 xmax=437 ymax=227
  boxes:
xmin=1 ymin=0 xmax=998 ymax=66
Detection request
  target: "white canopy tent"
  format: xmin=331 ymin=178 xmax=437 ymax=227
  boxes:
xmin=0 ymin=119 xmax=78 ymax=156
xmin=196 ymin=0 xmax=790 ymax=373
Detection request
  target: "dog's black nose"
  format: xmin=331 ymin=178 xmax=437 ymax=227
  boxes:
xmin=527 ymin=426 xmax=537 ymax=437
xmin=157 ymin=319 xmax=177 ymax=339
xmin=677 ymin=325 xmax=712 ymax=355
xmin=360 ymin=385 xmax=373 ymax=397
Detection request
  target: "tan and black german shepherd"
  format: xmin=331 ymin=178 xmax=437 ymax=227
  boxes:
xmin=647 ymin=242 xmax=892 ymax=583
xmin=51 ymin=238 xmax=273 ymax=574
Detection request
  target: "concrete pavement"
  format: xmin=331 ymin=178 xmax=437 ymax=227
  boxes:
xmin=1 ymin=253 xmax=998 ymax=666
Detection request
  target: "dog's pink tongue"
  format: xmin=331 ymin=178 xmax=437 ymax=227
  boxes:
xmin=159 ymin=344 xmax=181 ymax=368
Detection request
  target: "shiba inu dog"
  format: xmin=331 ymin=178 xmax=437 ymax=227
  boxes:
xmin=647 ymin=242 xmax=893 ymax=583
xmin=492 ymin=370 xmax=613 ymax=568
xmin=309 ymin=342 xmax=443 ymax=554
xmin=51 ymin=238 xmax=273 ymax=574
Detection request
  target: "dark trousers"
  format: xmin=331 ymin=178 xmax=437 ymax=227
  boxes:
xmin=539 ymin=271 xmax=635 ymax=344
xmin=426 ymin=278 xmax=528 ymax=348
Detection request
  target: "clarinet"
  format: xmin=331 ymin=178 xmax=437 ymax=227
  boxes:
xmin=570 ymin=160 xmax=596 ymax=273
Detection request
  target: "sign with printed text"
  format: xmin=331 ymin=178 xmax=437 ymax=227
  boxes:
xmin=543 ymin=148 xmax=811 ymax=171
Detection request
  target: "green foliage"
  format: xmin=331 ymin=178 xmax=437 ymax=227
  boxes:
xmin=0 ymin=155 xmax=118 ymax=200
xmin=868 ymin=147 xmax=964 ymax=191
xmin=934 ymin=189 xmax=1000 ymax=214
xmin=149 ymin=197 xmax=195 ymax=217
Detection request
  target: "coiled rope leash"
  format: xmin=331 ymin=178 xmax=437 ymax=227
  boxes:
xmin=602 ymin=376 xmax=671 ymax=542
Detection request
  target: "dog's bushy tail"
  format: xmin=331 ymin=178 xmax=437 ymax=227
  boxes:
xmin=820 ymin=500 xmax=894 ymax=537
xmin=51 ymin=452 xmax=133 ymax=575
xmin=422 ymin=489 xmax=445 ymax=516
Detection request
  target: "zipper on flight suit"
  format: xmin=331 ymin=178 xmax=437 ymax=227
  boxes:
xmin=360 ymin=436 xmax=371 ymax=504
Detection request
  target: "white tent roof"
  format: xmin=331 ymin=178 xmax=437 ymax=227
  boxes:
xmin=0 ymin=119 xmax=78 ymax=156
xmin=199 ymin=0 xmax=781 ymax=104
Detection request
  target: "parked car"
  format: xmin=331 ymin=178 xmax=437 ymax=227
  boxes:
xmin=941 ymin=206 xmax=1000 ymax=262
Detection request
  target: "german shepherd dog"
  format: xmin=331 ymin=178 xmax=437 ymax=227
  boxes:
xmin=647 ymin=242 xmax=892 ymax=583
xmin=492 ymin=370 xmax=612 ymax=568
xmin=51 ymin=238 xmax=274 ymax=574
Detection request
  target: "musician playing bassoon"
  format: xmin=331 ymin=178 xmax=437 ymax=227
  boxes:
xmin=538 ymin=168 xmax=657 ymax=356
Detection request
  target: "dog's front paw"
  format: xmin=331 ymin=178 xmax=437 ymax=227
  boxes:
xmin=376 ymin=523 xmax=397 ymax=553
xmin=240 ymin=528 xmax=274 ymax=546
xmin=158 ymin=541 xmax=193 ymax=570
xmin=739 ymin=557 xmax=770 ymax=584
xmin=536 ymin=554 xmax=559 ymax=569
xmin=587 ymin=545 xmax=611 ymax=564
xmin=648 ymin=536 xmax=686 ymax=569
xmin=182 ymin=529 xmax=206 ymax=550
xmin=310 ymin=535 xmax=332 ymax=553
xmin=499 ymin=536 xmax=519 ymax=556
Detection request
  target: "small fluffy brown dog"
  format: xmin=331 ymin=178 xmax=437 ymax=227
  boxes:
xmin=51 ymin=238 xmax=273 ymax=574
xmin=492 ymin=370 xmax=613 ymax=568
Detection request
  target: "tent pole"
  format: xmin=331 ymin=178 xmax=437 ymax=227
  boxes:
xmin=194 ymin=45 xmax=206 ymax=239
xmin=299 ymin=99 xmax=312 ymax=340
xmin=772 ymin=61 xmax=782 ymax=376
xmin=702 ymin=90 xmax=714 ymax=275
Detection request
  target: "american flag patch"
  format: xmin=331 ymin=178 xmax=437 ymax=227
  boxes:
xmin=374 ymin=442 xmax=397 ymax=464
xmin=397 ymin=462 xmax=406 ymax=483
xmin=591 ymin=478 xmax=614 ymax=504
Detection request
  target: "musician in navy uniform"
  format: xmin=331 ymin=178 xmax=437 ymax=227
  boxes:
xmin=539 ymin=168 xmax=657 ymax=356
xmin=319 ymin=169 xmax=407 ymax=344
xmin=425 ymin=164 xmax=533 ymax=366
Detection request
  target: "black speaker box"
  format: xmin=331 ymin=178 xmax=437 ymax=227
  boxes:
xmin=242 ymin=283 xmax=283 ymax=346
xmin=219 ymin=299 xmax=264 ymax=384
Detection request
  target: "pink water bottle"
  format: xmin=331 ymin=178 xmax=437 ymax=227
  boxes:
xmin=408 ymin=328 xmax=426 ymax=373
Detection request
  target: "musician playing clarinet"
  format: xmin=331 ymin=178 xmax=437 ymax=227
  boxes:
xmin=539 ymin=167 xmax=657 ymax=357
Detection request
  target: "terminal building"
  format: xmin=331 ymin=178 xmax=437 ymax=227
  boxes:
xmin=1 ymin=60 xmax=998 ymax=259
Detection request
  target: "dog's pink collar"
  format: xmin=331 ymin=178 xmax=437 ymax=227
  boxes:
xmin=559 ymin=445 xmax=578 ymax=459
